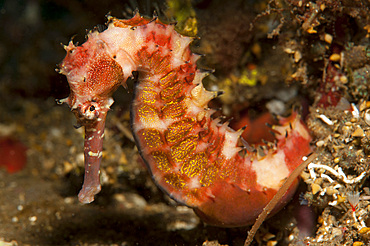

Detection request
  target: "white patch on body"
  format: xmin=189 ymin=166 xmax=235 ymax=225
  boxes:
xmin=251 ymin=150 xmax=289 ymax=190
xmin=188 ymin=176 xmax=201 ymax=189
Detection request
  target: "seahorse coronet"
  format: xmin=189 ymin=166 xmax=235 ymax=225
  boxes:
xmin=59 ymin=12 xmax=312 ymax=227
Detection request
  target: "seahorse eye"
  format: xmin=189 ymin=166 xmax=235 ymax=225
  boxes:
xmin=80 ymin=101 xmax=99 ymax=120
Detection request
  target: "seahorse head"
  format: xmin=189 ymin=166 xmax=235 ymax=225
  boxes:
xmin=58 ymin=38 xmax=124 ymax=126
xmin=58 ymin=37 xmax=128 ymax=203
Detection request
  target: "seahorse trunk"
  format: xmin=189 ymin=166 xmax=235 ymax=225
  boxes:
xmin=59 ymin=13 xmax=312 ymax=227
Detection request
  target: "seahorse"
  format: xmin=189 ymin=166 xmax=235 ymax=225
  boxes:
xmin=58 ymin=13 xmax=312 ymax=227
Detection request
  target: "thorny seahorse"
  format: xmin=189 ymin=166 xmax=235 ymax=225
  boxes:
xmin=57 ymin=13 xmax=312 ymax=227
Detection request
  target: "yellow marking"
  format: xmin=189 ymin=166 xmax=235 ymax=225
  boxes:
xmin=200 ymin=166 xmax=218 ymax=187
xmin=151 ymin=151 xmax=172 ymax=172
xmin=206 ymin=130 xmax=223 ymax=154
xmin=160 ymin=81 xmax=182 ymax=101
xmin=181 ymin=152 xmax=207 ymax=177
xmin=146 ymin=52 xmax=156 ymax=69
xmin=141 ymin=129 xmax=163 ymax=148
xmin=217 ymin=159 xmax=236 ymax=180
xmin=146 ymin=50 xmax=160 ymax=69
xmin=153 ymin=55 xmax=171 ymax=74
xmin=149 ymin=50 xmax=170 ymax=74
xmin=164 ymin=172 xmax=186 ymax=190
xmin=162 ymin=102 xmax=186 ymax=119
xmin=137 ymin=104 xmax=159 ymax=124
xmin=165 ymin=118 xmax=195 ymax=143
xmin=140 ymin=84 xmax=157 ymax=104
xmin=171 ymin=136 xmax=198 ymax=162
xmin=159 ymin=71 xmax=177 ymax=87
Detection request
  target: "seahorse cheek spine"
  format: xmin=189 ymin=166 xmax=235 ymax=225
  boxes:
xmin=59 ymin=13 xmax=312 ymax=227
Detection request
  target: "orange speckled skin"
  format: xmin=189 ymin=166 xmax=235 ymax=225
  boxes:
xmin=59 ymin=13 xmax=312 ymax=227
